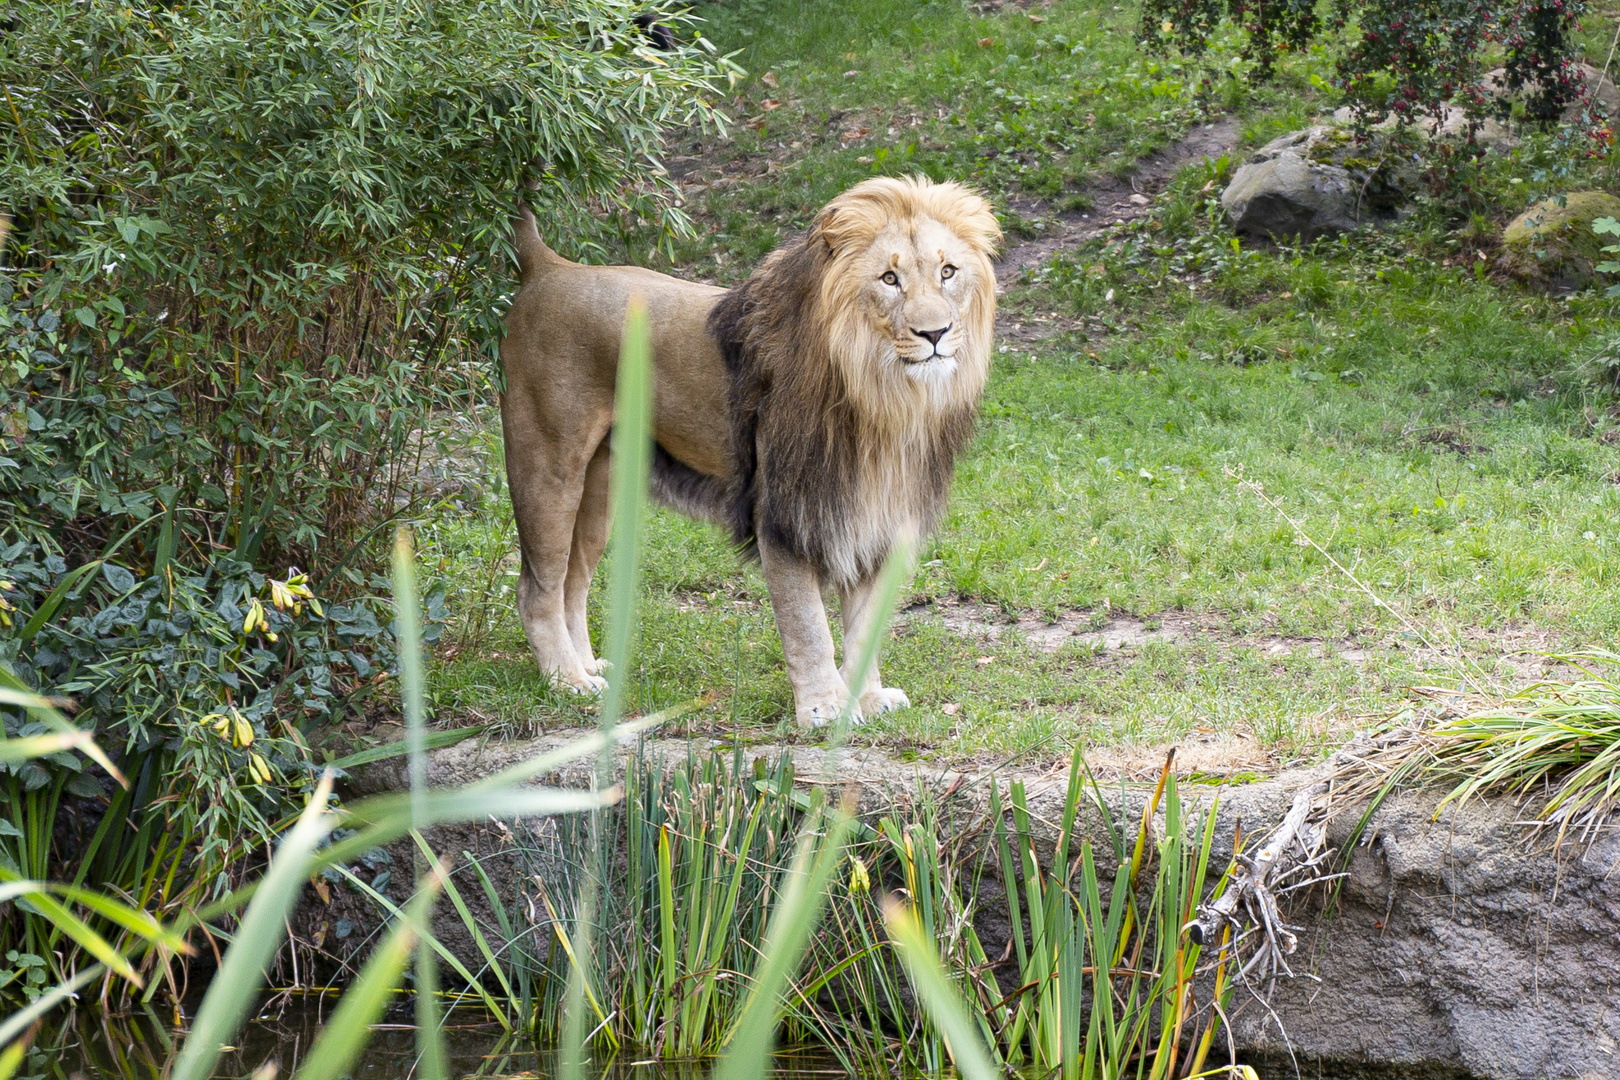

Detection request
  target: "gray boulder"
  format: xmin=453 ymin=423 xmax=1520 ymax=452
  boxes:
xmin=1482 ymin=61 xmax=1620 ymax=120
xmin=1331 ymin=102 xmax=1514 ymax=149
xmin=1222 ymin=126 xmax=1400 ymax=241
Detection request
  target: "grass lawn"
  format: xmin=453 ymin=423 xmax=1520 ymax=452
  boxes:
xmin=417 ymin=0 xmax=1620 ymax=769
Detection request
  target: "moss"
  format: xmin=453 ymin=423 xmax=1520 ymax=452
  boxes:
xmin=1499 ymin=190 xmax=1620 ymax=290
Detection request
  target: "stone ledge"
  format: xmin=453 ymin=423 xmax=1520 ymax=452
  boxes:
xmin=307 ymin=730 xmax=1620 ymax=1079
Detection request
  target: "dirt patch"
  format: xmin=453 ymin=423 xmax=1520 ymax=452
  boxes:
xmin=926 ymin=599 xmax=1196 ymax=652
xmin=908 ymin=597 xmax=1592 ymax=689
xmin=994 ymin=114 xmax=1243 ymax=287
xmin=914 ymin=597 xmax=1375 ymax=660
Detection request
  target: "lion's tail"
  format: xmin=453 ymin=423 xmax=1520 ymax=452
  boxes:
xmin=512 ymin=201 xmax=566 ymax=279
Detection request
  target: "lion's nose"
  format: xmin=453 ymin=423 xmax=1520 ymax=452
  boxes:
xmin=912 ymin=325 xmax=950 ymax=347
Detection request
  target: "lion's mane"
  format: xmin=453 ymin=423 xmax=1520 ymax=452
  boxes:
xmin=701 ymin=176 xmax=1001 ymax=587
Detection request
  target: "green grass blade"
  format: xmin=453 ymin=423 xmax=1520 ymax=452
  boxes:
xmin=321 ymin=725 xmax=485 ymax=771
xmin=0 ymin=871 xmax=143 ymax=986
xmin=0 ymin=965 xmax=103 ymax=1048
xmin=883 ymin=898 xmax=1001 ymax=1080
xmin=393 ymin=529 xmax=429 ymax=833
xmin=392 ymin=529 xmax=455 ymax=1080
xmin=713 ymin=798 xmax=856 ymax=1080
xmin=599 ymin=295 xmax=654 ymax=722
xmin=0 ymin=1025 xmax=28 ymax=1080
xmin=291 ymin=868 xmax=446 ymax=1080
xmin=0 ymin=663 xmax=125 ymax=786
xmin=0 ymin=732 xmax=92 ymax=763
xmin=409 ymin=832 xmax=517 ymax=1009
xmin=333 ymin=864 xmax=509 ymax=1023
xmin=33 ymin=880 xmax=192 ymax=955
xmin=562 ymin=295 xmax=655 ymax=1080
xmin=169 ymin=774 xmax=336 ymax=1080
xmin=14 ymin=560 xmax=101 ymax=645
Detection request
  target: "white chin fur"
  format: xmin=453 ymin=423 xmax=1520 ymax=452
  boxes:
xmin=901 ymin=354 xmax=958 ymax=382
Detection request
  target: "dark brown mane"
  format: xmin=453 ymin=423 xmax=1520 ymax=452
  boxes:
xmin=706 ymin=226 xmax=978 ymax=585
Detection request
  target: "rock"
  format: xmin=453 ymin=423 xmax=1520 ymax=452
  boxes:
xmin=307 ymin=730 xmax=1620 ymax=1078
xmin=1331 ymin=103 xmax=1514 ymax=149
xmin=1482 ymin=61 xmax=1620 ymax=121
xmin=1222 ymin=126 xmax=1404 ymax=241
xmin=1499 ymin=190 xmax=1620 ymax=290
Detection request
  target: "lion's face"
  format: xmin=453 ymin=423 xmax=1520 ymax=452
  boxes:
xmin=815 ymin=177 xmax=1001 ymax=426
xmin=845 ymin=215 xmax=987 ymax=376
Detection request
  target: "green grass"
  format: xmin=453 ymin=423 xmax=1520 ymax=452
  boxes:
xmin=420 ymin=0 xmax=1620 ymax=762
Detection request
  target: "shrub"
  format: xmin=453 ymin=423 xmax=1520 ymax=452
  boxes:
xmin=1143 ymin=0 xmax=1587 ymax=128
xmin=0 ymin=0 xmax=731 ymax=992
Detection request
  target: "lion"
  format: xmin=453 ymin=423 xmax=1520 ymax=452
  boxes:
xmin=500 ymin=176 xmax=1001 ymax=727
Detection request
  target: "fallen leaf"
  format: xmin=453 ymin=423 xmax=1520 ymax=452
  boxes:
xmin=843 ymin=69 xmax=861 ymax=78
xmin=1279 ymin=291 xmax=1292 ymax=298
xmin=1028 ymin=12 xmax=1046 ymax=22
xmin=761 ymin=71 xmax=779 ymax=88
xmin=977 ymin=36 xmax=996 ymax=47
xmin=1023 ymin=557 xmax=1048 ymax=572
xmin=313 ymin=878 xmax=331 ymax=904
xmin=941 ymin=703 xmax=961 ymax=716
xmin=975 ymin=655 xmax=995 ymax=667
xmin=857 ymin=155 xmax=874 ymax=163
xmin=760 ymin=98 xmax=782 ymax=111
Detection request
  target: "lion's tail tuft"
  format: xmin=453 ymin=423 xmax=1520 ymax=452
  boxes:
xmin=512 ymin=202 xmax=566 ymax=279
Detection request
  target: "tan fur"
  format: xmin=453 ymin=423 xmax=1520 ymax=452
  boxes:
xmin=500 ymin=177 xmax=999 ymax=724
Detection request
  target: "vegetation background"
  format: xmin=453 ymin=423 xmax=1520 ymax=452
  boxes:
xmin=3 ymin=0 xmax=1620 ymax=1056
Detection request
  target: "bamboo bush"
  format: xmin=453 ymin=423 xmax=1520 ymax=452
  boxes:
xmin=0 ymin=0 xmax=737 ymax=990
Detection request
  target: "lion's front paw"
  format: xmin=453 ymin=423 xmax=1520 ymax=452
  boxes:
xmin=797 ymin=699 xmax=864 ymax=729
xmin=859 ymin=687 xmax=911 ymax=715
xmin=581 ymin=657 xmax=612 ymax=676
xmin=557 ymin=671 xmax=608 ymax=696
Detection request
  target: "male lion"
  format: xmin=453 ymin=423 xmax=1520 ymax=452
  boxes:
xmin=500 ymin=176 xmax=1000 ymax=727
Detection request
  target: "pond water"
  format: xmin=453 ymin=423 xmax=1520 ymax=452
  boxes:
xmin=23 ymin=1000 xmax=1469 ymax=1080
xmin=24 ymin=1000 xmax=853 ymax=1080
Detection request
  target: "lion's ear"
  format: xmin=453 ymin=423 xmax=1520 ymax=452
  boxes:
xmin=813 ymin=207 xmax=839 ymax=256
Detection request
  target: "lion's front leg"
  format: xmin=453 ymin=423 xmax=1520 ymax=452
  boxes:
xmin=757 ymin=537 xmax=858 ymax=728
xmin=838 ymin=576 xmax=910 ymax=718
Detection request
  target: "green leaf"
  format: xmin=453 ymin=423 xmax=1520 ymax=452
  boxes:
xmin=884 ymin=900 xmax=1003 ymax=1080
xmin=321 ymin=726 xmax=484 ymax=771
xmin=289 ymin=868 xmax=446 ymax=1080
xmin=170 ymin=776 xmax=337 ymax=1080
xmin=0 ymin=872 xmax=142 ymax=986
xmin=102 ymin=563 xmax=136 ymax=592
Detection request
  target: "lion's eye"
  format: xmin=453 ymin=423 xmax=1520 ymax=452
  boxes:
xmin=941 ymin=264 xmax=957 ymax=280
xmin=881 ymin=270 xmax=900 ymax=287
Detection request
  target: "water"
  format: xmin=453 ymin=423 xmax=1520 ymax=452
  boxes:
xmin=22 ymin=1000 xmax=856 ymax=1080
xmin=21 ymin=1001 xmax=1471 ymax=1080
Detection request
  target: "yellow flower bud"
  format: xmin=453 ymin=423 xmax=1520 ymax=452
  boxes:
xmin=248 ymin=753 xmax=272 ymax=784
xmin=847 ymin=854 xmax=870 ymax=894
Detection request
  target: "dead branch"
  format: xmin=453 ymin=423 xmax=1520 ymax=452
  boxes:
xmin=1185 ymin=782 xmax=1337 ymax=997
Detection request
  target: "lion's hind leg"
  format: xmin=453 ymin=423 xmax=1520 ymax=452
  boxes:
xmin=565 ymin=437 xmax=612 ymax=677
xmin=508 ymin=424 xmax=609 ymax=697
xmin=838 ymin=576 xmax=911 ymax=719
